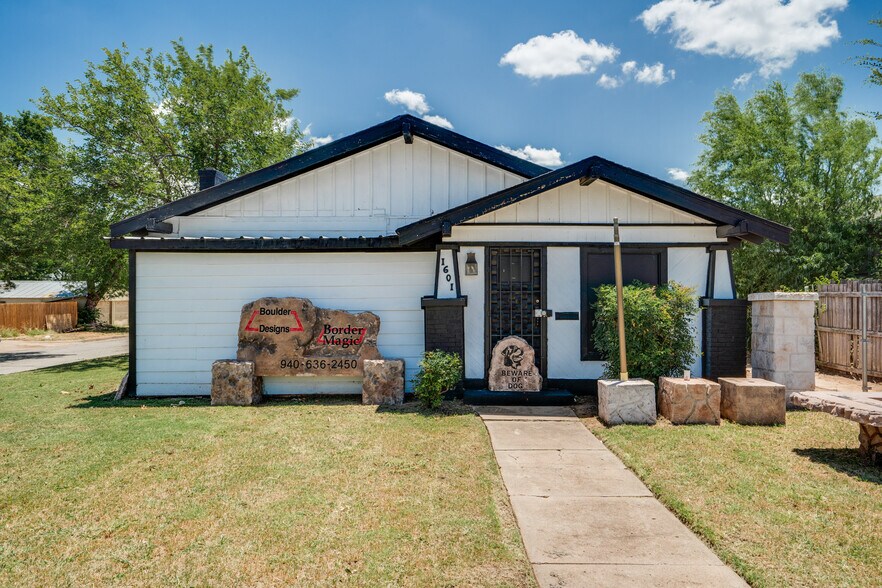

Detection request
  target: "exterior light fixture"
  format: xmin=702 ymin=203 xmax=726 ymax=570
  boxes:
xmin=464 ymin=252 xmax=478 ymax=276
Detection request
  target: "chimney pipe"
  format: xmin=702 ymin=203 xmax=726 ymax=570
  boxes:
xmin=198 ymin=168 xmax=228 ymax=191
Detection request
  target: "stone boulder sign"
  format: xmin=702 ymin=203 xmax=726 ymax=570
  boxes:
xmin=488 ymin=336 xmax=542 ymax=392
xmin=237 ymin=297 xmax=381 ymax=377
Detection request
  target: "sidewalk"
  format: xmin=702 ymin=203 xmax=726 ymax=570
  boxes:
xmin=477 ymin=406 xmax=746 ymax=588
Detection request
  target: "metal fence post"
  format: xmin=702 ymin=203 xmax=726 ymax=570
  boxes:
xmin=862 ymin=284 xmax=868 ymax=392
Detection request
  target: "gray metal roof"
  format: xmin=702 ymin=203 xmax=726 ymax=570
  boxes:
xmin=0 ymin=280 xmax=86 ymax=300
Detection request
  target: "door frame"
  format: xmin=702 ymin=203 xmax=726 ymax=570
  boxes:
xmin=483 ymin=245 xmax=548 ymax=383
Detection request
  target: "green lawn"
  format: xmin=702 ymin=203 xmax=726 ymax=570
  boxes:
xmin=585 ymin=412 xmax=882 ymax=587
xmin=0 ymin=357 xmax=533 ymax=587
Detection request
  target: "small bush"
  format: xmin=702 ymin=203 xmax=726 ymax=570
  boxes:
xmin=412 ymin=350 xmax=463 ymax=409
xmin=0 ymin=327 xmax=20 ymax=338
xmin=77 ymin=305 xmax=101 ymax=326
xmin=593 ymin=281 xmax=697 ymax=383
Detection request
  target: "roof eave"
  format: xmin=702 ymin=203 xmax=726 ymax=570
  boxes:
xmin=110 ymin=115 xmax=549 ymax=237
xmin=397 ymin=157 xmax=792 ymax=245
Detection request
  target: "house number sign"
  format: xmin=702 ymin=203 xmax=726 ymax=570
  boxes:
xmin=435 ymin=247 xmax=460 ymax=299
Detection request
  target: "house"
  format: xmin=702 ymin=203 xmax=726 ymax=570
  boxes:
xmin=109 ymin=114 xmax=790 ymax=397
xmin=0 ymin=280 xmax=86 ymax=306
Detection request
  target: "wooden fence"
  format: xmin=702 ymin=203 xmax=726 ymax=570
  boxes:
xmin=816 ymin=280 xmax=882 ymax=378
xmin=96 ymin=298 xmax=129 ymax=327
xmin=0 ymin=300 xmax=79 ymax=332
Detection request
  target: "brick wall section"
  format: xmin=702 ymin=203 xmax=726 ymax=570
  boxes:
xmin=421 ymin=297 xmax=466 ymax=359
xmin=702 ymin=299 xmax=749 ymax=380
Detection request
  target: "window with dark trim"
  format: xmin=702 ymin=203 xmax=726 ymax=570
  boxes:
xmin=580 ymin=246 xmax=668 ymax=361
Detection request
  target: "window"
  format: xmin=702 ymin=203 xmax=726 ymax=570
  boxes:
xmin=580 ymin=247 xmax=667 ymax=361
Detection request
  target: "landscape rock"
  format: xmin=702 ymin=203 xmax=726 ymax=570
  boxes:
xmin=211 ymin=360 xmax=262 ymax=406
xmin=719 ymin=377 xmax=785 ymax=425
xmin=598 ymin=379 xmax=656 ymax=425
xmin=362 ymin=359 xmax=405 ymax=405
xmin=488 ymin=336 xmax=542 ymax=392
xmin=859 ymin=424 xmax=882 ymax=465
xmin=237 ymin=297 xmax=381 ymax=377
xmin=659 ymin=377 xmax=721 ymax=425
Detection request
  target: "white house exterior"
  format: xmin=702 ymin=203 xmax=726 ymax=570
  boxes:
xmin=109 ymin=115 xmax=790 ymax=397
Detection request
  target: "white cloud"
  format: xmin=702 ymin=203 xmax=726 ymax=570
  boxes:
xmin=384 ymin=89 xmax=430 ymax=114
xmin=667 ymin=167 xmax=690 ymax=182
xmin=311 ymin=134 xmax=334 ymax=147
xmin=500 ymin=30 xmax=619 ymax=79
xmin=422 ymin=114 xmax=454 ymax=130
xmin=634 ymin=62 xmax=676 ymax=85
xmin=597 ymin=74 xmax=623 ymax=89
xmin=303 ymin=123 xmax=334 ymax=149
xmin=497 ymin=144 xmax=563 ymax=167
xmin=733 ymin=72 xmax=753 ymax=88
xmin=621 ymin=61 xmax=638 ymax=75
xmin=639 ymin=0 xmax=847 ymax=77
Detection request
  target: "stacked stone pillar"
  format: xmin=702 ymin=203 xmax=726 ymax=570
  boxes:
xmin=747 ymin=292 xmax=818 ymax=404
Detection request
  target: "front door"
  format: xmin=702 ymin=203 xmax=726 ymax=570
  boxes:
xmin=487 ymin=247 xmax=546 ymax=381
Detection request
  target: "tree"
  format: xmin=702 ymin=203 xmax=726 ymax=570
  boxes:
xmin=35 ymin=41 xmax=306 ymax=305
xmin=0 ymin=111 xmax=69 ymax=285
xmin=857 ymin=18 xmax=882 ymax=119
xmin=689 ymin=72 xmax=882 ymax=295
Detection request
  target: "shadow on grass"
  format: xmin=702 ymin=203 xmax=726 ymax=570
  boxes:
xmin=72 ymin=389 xmax=474 ymax=417
xmin=793 ymin=447 xmax=882 ymax=483
xmin=27 ymin=355 xmax=128 ymax=374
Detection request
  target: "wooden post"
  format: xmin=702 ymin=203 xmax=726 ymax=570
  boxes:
xmin=613 ymin=217 xmax=628 ymax=381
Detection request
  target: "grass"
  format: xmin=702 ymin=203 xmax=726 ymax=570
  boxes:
xmin=585 ymin=413 xmax=882 ymax=587
xmin=0 ymin=357 xmax=533 ymax=587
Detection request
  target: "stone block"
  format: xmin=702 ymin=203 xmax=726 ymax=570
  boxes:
xmin=658 ymin=377 xmax=721 ymax=425
xmin=719 ymin=377 xmax=785 ymax=425
xmin=211 ymin=360 xmax=262 ymax=406
xmin=859 ymin=424 xmax=882 ymax=466
xmin=362 ymin=359 xmax=405 ymax=405
xmin=789 ymin=353 xmax=815 ymax=373
xmin=598 ymin=379 xmax=656 ymax=426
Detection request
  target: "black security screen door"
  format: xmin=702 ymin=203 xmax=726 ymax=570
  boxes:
xmin=488 ymin=247 xmax=544 ymax=376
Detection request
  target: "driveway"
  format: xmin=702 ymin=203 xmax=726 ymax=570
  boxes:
xmin=0 ymin=336 xmax=128 ymax=375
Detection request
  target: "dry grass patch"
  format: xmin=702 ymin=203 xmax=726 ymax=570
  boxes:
xmin=585 ymin=412 xmax=882 ymax=587
xmin=0 ymin=357 xmax=533 ymax=587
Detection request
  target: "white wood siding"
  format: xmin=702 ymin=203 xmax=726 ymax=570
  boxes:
xmin=168 ymin=137 xmax=526 ymax=238
xmin=135 ymin=252 xmax=435 ymax=396
xmin=467 ymin=179 xmax=708 ymax=225
xmin=713 ymin=250 xmax=735 ymax=299
xmin=448 ymin=224 xmax=723 ymax=244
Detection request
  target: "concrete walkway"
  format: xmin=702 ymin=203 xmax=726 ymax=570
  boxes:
xmin=0 ymin=337 xmax=127 ymax=375
xmin=477 ymin=406 xmax=746 ymax=588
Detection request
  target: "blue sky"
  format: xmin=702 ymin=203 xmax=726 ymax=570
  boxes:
xmin=1 ymin=0 xmax=880 ymax=182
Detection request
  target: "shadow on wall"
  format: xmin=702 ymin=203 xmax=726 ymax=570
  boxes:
xmin=793 ymin=447 xmax=882 ymax=485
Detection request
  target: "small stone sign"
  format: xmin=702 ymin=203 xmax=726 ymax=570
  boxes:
xmin=237 ymin=297 xmax=381 ymax=377
xmin=488 ymin=336 xmax=542 ymax=392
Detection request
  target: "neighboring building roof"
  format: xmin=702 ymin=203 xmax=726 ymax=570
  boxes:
xmin=396 ymin=156 xmax=792 ymax=245
xmin=0 ymin=280 xmax=85 ymax=300
xmin=110 ymin=114 xmax=550 ymax=237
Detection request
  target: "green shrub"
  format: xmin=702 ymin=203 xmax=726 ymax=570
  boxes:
xmin=0 ymin=327 xmax=20 ymax=338
xmin=412 ymin=350 xmax=463 ymax=409
xmin=77 ymin=305 xmax=101 ymax=326
xmin=593 ymin=281 xmax=697 ymax=383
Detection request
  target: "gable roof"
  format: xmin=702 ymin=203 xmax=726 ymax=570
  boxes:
xmin=396 ymin=156 xmax=791 ymax=245
xmin=110 ymin=114 xmax=549 ymax=237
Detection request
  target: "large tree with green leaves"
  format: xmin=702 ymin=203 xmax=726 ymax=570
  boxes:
xmin=689 ymin=72 xmax=882 ymax=296
xmin=857 ymin=18 xmax=882 ymax=119
xmin=34 ymin=41 xmax=306 ymax=305
xmin=0 ymin=111 xmax=70 ymax=286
